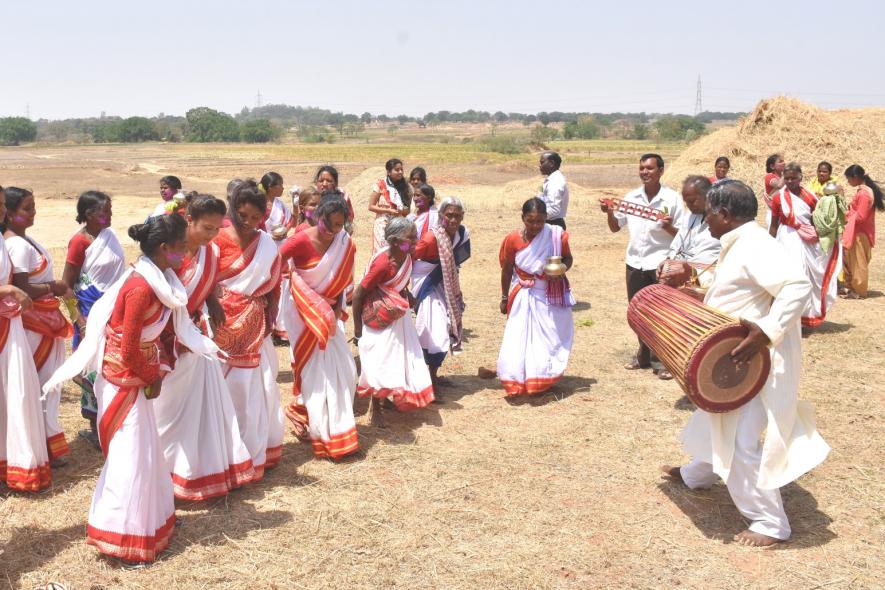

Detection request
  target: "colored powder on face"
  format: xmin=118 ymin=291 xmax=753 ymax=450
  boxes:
xmin=398 ymin=241 xmax=412 ymax=253
xmin=317 ymin=219 xmax=327 ymax=234
xmin=13 ymin=215 xmax=27 ymax=224
xmin=167 ymin=252 xmax=184 ymax=265
xmin=162 ymin=189 xmax=175 ymax=201
xmin=305 ymin=209 xmax=314 ymax=219
xmin=440 ymin=217 xmax=449 ymax=227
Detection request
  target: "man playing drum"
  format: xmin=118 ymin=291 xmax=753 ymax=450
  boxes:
xmin=661 ymin=180 xmax=830 ymax=546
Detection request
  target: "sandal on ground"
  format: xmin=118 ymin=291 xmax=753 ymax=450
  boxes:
xmin=78 ymin=429 xmax=101 ymax=451
xmin=657 ymin=369 xmax=674 ymax=380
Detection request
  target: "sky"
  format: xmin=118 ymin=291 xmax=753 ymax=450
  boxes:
xmin=3 ymin=0 xmax=884 ymax=120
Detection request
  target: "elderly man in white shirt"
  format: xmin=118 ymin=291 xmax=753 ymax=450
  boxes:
xmin=658 ymin=176 xmax=721 ymax=290
xmin=537 ymin=151 xmax=569 ymax=229
xmin=661 ymin=180 xmax=829 ymax=547
xmin=600 ymin=153 xmax=684 ymax=378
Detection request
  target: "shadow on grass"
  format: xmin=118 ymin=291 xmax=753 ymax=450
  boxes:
xmin=657 ymin=479 xmax=836 ymax=548
xmin=504 ymin=375 xmax=597 ymax=407
xmin=0 ymin=523 xmax=83 ymax=587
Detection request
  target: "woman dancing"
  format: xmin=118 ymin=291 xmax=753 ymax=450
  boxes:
xmin=412 ymin=196 xmax=471 ymax=390
xmin=497 ymin=198 xmax=574 ymax=397
xmin=45 ymin=214 xmax=220 ymax=565
xmin=353 ymin=217 xmax=434 ymax=424
xmin=280 ymin=194 xmax=359 ymax=459
xmin=212 ymin=180 xmax=284 ymax=478
xmin=3 ymin=187 xmax=74 ymax=463
xmin=0 ymin=187 xmax=51 ymax=492
xmin=154 ymin=195 xmax=257 ymax=499
xmin=62 ymin=190 xmax=126 ymax=448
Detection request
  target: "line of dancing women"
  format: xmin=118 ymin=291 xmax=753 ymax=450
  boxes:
xmin=0 ymin=160 xmax=578 ymax=566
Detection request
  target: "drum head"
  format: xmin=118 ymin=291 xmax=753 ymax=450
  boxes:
xmin=684 ymin=325 xmax=771 ymax=413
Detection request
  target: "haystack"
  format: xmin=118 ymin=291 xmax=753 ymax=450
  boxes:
xmin=663 ymin=96 xmax=885 ymax=195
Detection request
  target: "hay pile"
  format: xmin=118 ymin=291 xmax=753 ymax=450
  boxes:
xmin=663 ymin=96 xmax=885 ymax=193
xmin=343 ymin=165 xmax=386 ymax=208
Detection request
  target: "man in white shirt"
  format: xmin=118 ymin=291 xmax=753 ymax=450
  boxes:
xmin=661 ymin=180 xmax=828 ymax=547
xmin=600 ymin=153 xmax=683 ymax=377
xmin=537 ymin=151 xmax=569 ymax=229
xmin=658 ymin=176 xmax=721 ymax=289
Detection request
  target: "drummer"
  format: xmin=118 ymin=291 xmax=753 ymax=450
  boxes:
xmin=657 ymin=175 xmax=720 ymax=291
xmin=660 ymin=179 xmax=830 ymax=547
xmin=600 ymin=153 xmax=684 ymax=379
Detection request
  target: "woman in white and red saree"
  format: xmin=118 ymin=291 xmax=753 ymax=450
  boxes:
xmin=154 ymin=195 xmax=256 ymax=500
xmin=2 ymin=187 xmax=74 ymax=463
xmin=45 ymin=214 xmax=220 ymax=564
xmin=212 ymin=181 xmax=284 ymax=479
xmin=496 ymin=198 xmax=575 ymax=397
xmin=769 ymin=163 xmax=840 ymax=328
xmin=367 ymin=159 xmax=412 ymax=254
xmin=280 ymin=195 xmax=359 ymax=460
xmin=408 ymin=183 xmax=439 ymax=241
xmin=353 ymin=217 xmax=434 ymax=423
xmin=0 ymin=189 xmax=51 ymax=492
xmin=315 ymin=165 xmax=355 ymax=229
xmin=412 ymin=196 xmax=470 ymax=390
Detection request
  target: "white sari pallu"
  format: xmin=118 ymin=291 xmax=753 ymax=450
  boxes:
xmin=772 ymin=187 xmax=840 ymax=328
xmin=154 ymin=244 xmax=257 ymax=500
xmin=0 ymin=234 xmax=51 ymax=492
xmin=497 ymin=224 xmax=574 ymax=396
xmin=269 ymin=198 xmax=294 ymax=339
xmin=357 ymin=249 xmax=435 ymax=410
xmin=281 ymin=232 xmax=359 ymax=460
xmin=5 ymin=235 xmax=73 ymax=459
xmin=213 ymin=231 xmax=285 ymax=478
xmin=44 ymin=256 xmax=221 ymax=563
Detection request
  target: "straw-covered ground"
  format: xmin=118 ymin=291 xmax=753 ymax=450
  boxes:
xmin=0 ymin=132 xmax=882 ymax=589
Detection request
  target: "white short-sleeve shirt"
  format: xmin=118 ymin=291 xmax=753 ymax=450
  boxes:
xmin=615 ymin=185 xmax=684 ymax=270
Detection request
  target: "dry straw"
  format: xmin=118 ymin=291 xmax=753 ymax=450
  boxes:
xmin=663 ymin=96 xmax=885 ymax=201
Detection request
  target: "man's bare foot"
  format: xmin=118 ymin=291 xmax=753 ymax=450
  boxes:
xmin=733 ymin=530 xmax=782 ymax=547
xmin=660 ymin=464 xmax=684 ymax=483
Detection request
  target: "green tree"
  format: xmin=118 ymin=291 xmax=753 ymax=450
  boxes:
xmin=360 ymin=112 xmax=373 ymax=124
xmin=240 ymin=119 xmax=281 ymax=143
xmin=0 ymin=117 xmax=37 ymax=145
xmin=529 ymin=123 xmax=559 ymax=145
xmin=185 ymin=107 xmax=240 ymax=142
xmin=114 ymin=117 xmax=159 ymax=142
xmin=563 ymin=116 xmax=601 ymax=139
xmin=653 ymin=115 xmax=705 ymax=141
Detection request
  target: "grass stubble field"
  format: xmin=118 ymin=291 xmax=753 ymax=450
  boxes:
xmin=0 ymin=138 xmax=881 ymax=589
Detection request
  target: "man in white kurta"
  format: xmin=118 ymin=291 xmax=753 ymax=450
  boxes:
xmin=663 ymin=180 xmax=830 ymax=546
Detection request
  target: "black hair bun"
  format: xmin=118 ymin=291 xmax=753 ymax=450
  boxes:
xmin=128 ymin=222 xmax=150 ymax=242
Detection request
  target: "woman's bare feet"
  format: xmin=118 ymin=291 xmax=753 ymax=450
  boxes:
xmin=369 ymin=397 xmax=388 ymax=429
xmin=734 ymin=530 xmax=781 ymax=547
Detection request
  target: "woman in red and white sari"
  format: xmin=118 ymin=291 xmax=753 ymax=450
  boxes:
xmin=412 ymin=196 xmax=471 ymax=391
xmin=280 ymin=194 xmax=359 ymax=459
xmin=260 ymin=172 xmax=295 ymax=344
xmin=0 ymin=189 xmax=51 ymax=492
xmin=154 ymin=195 xmax=256 ymax=500
xmin=769 ymin=162 xmax=840 ymax=329
xmin=2 ymin=187 xmax=74 ymax=463
xmin=368 ymin=158 xmax=412 ymax=254
xmin=409 ymin=183 xmax=439 ymax=241
xmin=315 ymin=165 xmax=355 ymax=231
xmin=497 ymin=198 xmax=575 ymax=397
xmin=353 ymin=217 xmax=434 ymax=423
xmin=45 ymin=214 xmax=221 ymax=564
xmin=212 ymin=180 xmax=284 ymax=478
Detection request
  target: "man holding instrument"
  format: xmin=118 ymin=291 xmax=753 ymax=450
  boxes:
xmin=661 ymin=180 xmax=830 ymax=547
xmin=600 ymin=153 xmax=683 ymax=379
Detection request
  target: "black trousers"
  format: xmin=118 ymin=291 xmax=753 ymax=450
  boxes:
xmin=547 ymin=218 xmax=566 ymax=229
xmin=626 ymin=264 xmax=659 ymax=366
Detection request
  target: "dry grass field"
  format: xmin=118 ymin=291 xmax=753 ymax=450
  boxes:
xmin=0 ymin=140 xmax=882 ymax=589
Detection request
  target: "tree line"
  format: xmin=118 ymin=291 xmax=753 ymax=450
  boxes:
xmin=0 ymin=105 xmax=744 ymax=146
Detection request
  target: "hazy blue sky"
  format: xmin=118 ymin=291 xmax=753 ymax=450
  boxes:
xmin=3 ymin=0 xmax=883 ymax=120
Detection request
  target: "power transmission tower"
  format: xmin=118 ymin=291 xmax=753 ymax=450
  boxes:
xmin=694 ymin=76 xmax=703 ymax=115
xmin=25 ymin=103 xmax=30 ymax=119
xmin=256 ymin=91 xmax=263 ymax=108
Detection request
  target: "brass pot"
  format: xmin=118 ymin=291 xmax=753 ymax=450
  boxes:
xmin=271 ymin=224 xmax=288 ymax=240
xmin=544 ymin=256 xmax=567 ymax=277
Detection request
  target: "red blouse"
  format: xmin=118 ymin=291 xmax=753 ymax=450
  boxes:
xmin=499 ymin=229 xmax=571 ymax=267
xmin=360 ymin=252 xmax=397 ymax=292
xmin=414 ymin=231 xmax=440 ymax=262
xmin=108 ymin=275 xmax=166 ymax=384
xmin=279 ymin=230 xmax=322 ymax=269
xmin=66 ymin=232 xmax=93 ymax=266
xmin=844 ymin=188 xmax=876 ymax=247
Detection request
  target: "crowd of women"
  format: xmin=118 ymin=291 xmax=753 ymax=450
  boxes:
xmin=0 ymin=157 xmax=579 ymax=566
